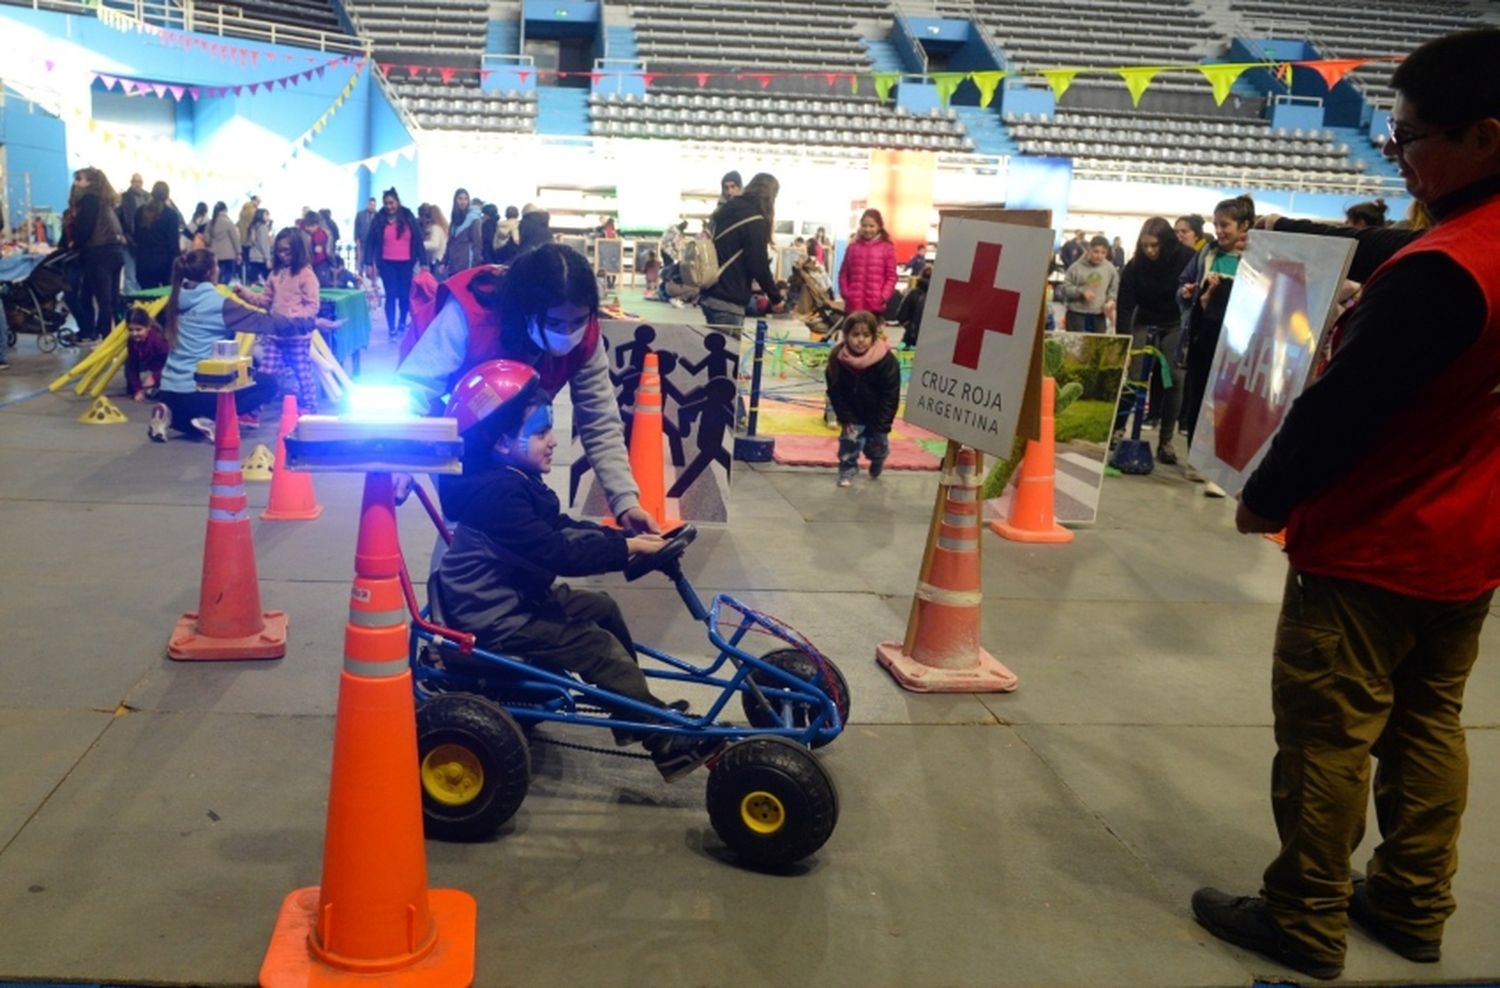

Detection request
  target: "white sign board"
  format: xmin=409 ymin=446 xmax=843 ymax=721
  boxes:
xmin=1186 ymin=230 xmax=1355 ymax=495
xmin=903 ymin=217 xmax=1052 ymax=457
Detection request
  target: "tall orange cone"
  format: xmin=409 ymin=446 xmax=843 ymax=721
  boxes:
xmin=169 ymin=391 xmax=288 ymax=661
xmin=261 ymin=472 xmax=475 ymax=986
xmin=877 ymin=446 xmax=1017 ymax=693
xmin=262 ymin=395 xmax=324 ymax=521
xmin=990 ymin=376 xmax=1074 ymax=544
xmin=630 ymin=352 xmax=669 ymax=529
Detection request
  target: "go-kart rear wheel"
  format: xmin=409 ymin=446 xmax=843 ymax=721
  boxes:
xmin=417 ymin=693 xmax=530 ymax=842
xmin=706 ymin=736 xmax=838 ymax=868
xmin=741 ymin=649 xmax=851 ymax=746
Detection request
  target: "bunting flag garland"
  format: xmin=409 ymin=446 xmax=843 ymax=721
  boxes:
xmin=1118 ymin=66 xmax=1167 ymax=107
xmin=340 ymin=143 xmax=418 ymax=174
xmin=971 ymin=70 xmax=1006 ymax=107
xmin=96 ymin=3 xmax=360 ymax=68
xmin=1040 ymin=69 xmax=1079 ymax=101
xmin=873 ymin=72 xmax=901 ymax=103
xmin=1198 ymin=62 xmax=1255 ymax=106
xmin=1296 ymin=58 xmax=1368 ymax=91
xmin=90 ymin=56 xmax=354 ymax=101
xmin=1274 ymin=62 xmax=1294 ymax=88
xmin=931 ymin=72 xmax=966 ymax=108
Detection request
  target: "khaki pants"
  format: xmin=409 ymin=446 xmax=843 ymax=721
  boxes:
xmin=1262 ymin=568 xmax=1493 ymax=962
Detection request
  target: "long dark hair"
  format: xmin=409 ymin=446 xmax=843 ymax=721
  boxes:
xmin=162 ymin=249 xmax=216 ymax=350
xmin=450 ymin=187 xmax=471 ymax=230
xmin=272 ymin=227 xmax=308 ymax=274
xmin=73 ymin=167 xmax=120 ymax=208
xmin=1133 ymin=216 xmax=1177 ymax=265
xmin=858 ymin=208 xmax=892 ymax=243
xmin=141 ymin=181 xmax=171 ymax=229
xmin=739 ymin=173 xmax=780 ymax=245
xmin=491 ymin=243 xmax=599 ymax=357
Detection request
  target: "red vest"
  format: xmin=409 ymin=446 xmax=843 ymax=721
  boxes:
xmin=401 ymin=264 xmax=600 ymax=396
xmin=1286 ymin=193 xmax=1500 ymax=600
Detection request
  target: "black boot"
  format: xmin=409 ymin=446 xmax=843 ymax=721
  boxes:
xmin=1191 ymin=888 xmax=1343 ymax=981
xmin=1350 ymin=877 xmax=1441 ymax=963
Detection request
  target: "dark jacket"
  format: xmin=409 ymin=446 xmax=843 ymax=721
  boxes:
xmin=1117 ymin=240 xmax=1194 ymax=330
xmin=120 ymin=186 xmax=150 ymax=241
xmin=825 ymin=343 xmax=901 ymax=433
xmin=896 ymin=280 xmax=928 ymax=348
xmin=133 ymin=203 xmax=183 ymax=288
xmin=437 ymin=463 xmax=629 ymax=645
xmin=703 ymin=196 xmax=783 ymax=308
xmin=69 ymin=193 xmax=126 ymax=251
xmin=365 ymin=206 xmax=427 ymax=267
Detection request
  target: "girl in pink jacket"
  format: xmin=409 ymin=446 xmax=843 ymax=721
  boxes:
xmin=838 ymin=209 xmax=898 ymax=316
xmin=236 ymin=227 xmax=322 ymax=414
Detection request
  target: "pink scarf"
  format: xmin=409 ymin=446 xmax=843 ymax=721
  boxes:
xmin=836 ymin=336 xmax=890 ymax=371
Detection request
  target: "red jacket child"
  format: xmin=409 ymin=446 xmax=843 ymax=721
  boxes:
xmin=125 ymin=309 xmax=170 ymax=399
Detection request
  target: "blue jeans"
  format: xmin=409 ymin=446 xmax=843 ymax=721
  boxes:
xmin=837 ymin=424 xmax=890 ymax=479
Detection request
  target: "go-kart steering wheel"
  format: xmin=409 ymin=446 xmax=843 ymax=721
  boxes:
xmin=624 ymin=524 xmax=698 ymax=581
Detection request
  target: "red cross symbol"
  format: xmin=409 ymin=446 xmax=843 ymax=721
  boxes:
xmin=938 ymin=241 xmax=1022 ymax=370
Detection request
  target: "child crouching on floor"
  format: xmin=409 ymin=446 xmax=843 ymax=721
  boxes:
xmin=434 ymin=359 xmax=723 ymax=782
xmin=825 ymin=310 xmax=901 ymax=487
xmin=124 ymin=306 xmax=169 ymax=401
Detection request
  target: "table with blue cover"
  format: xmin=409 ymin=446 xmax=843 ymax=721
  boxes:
xmin=0 ymin=252 xmax=47 ymax=283
xmin=124 ymin=285 xmax=371 ymax=374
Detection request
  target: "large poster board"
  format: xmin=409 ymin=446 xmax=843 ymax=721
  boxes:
xmin=1186 ymin=230 xmax=1355 ymax=495
xmin=569 ymin=320 xmax=739 ymax=524
xmin=595 ymin=238 xmax=623 ymax=275
xmin=903 ymin=216 xmax=1053 ymax=457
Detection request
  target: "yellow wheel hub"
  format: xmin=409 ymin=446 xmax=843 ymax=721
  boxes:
xmin=422 ymin=744 xmax=484 ymax=806
xmin=739 ymin=790 xmax=786 ymax=835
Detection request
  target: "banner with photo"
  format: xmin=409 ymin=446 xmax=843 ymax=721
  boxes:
xmin=569 ymin=321 xmax=740 ymax=524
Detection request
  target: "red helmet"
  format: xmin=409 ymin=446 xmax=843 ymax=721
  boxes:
xmin=445 ymin=359 xmax=540 ymax=437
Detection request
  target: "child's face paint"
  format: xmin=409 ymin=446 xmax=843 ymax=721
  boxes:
xmin=496 ymin=403 xmax=557 ymax=474
xmin=526 ymin=303 xmax=592 ymax=356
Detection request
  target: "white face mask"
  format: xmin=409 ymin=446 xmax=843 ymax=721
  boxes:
xmin=527 ymin=318 xmax=587 ymax=356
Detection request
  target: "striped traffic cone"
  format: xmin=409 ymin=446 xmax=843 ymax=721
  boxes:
xmin=169 ymin=391 xmax=288 ymax=661
xmin=877 ymin=446 xmax=1018 ymax=693
xmin=630 ymin=353 xmax=671 ymax=529
xmin=261 ymin=472 xmax=475 ymax=986
xmin=991 ymin=376 xmax=1074 ymax=544
xmin=261 ymin=395 xmax=323 ymax=521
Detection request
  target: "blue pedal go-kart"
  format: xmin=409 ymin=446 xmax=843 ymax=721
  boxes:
xmin=397 ymin=486 xmax=849 ymax=868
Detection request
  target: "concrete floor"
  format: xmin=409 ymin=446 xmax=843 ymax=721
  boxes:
xmin=1 ymin=318 xmax=1497 ymax=988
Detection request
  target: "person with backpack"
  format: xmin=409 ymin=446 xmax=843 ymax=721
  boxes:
xmin=396 ymin=242 xmax=656 ymax=534
xmin=693 ymin=172 xmax=784 ymax=335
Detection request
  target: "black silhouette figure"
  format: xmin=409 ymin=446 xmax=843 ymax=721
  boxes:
xmin=655 ymin=351 xmax=689 ymax=467
xmin=610 ymin=324 xmax=657 ymax=409
xmin=668 ymin=376 xmax=737 ymax=498
xmin=678 ymin=331 xmax=739 ymax=382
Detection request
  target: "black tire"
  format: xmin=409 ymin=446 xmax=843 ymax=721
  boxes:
xmin=740 ymin=649 xmax=850 ymax=746
xmin=417 ymin=693 xmax=531 ymax=842
xmin=706 ymin=736 xmax=838 ymax=868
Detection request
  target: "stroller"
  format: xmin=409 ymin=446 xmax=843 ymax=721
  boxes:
xmin=788 ymin=257 xmax=844 ymax=341
xmin=2 ymin=249 xmax=78 ymax=353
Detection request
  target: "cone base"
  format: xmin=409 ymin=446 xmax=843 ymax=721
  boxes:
xmin=169 ymin=611 xmax=288 ymax=661
xmin=260 ymin=885 xmax=476 ymax=987
xmin=876 ymin=641 xmax=1018 ymax=693
xmin=989 ymin=518 xmax=1074 ymax=544
xmin=262 ymin=504 xmax=325 ymax=521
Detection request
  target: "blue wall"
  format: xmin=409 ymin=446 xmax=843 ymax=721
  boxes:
xmin=1 ymin=87 xmax=71 ymax=226
xmin=0 ymin=5 xmax=413 ymax=222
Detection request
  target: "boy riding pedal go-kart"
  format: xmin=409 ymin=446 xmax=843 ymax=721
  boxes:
xmin=413 ymin=360 xmax=848 ymax=866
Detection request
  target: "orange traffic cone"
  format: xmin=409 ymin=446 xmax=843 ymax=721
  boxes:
xmin=261 ymin=472 xmax=475 ymax=986
xmin=877 ymin=446 xmax=1018 ymax=693
xmin=990 ymin=376 xmax=1074 ymax=544
xmin=630 ymin=353 xmax=672 ymax=529
xmin=169 ymin=391 xmax=288 ymax=661
xmin=262 ymin=395 xmax=323 ymax=521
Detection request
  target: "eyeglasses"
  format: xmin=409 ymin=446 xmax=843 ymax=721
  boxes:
xmin=1385 ymin=117 xmax=1440 ymax=152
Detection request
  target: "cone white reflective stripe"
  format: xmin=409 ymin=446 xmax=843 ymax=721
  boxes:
xmin=347 ymin=607 xmax=409 ymax=629
xmin=914 ymin=581 xmax=983 ymax=606
xmin=209 ymin=507 xmax=250 ymax=522
xmin=342 ymin=656 xmax=409 ymax=678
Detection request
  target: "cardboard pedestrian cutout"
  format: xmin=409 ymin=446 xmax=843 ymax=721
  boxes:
xmin=570 ymin=321 xmax=739 ymax=524
xmin=1186 ymin=230 xmax=1355 ymax=494
xmin=904 ymin=215 xmax=1053 ymax=457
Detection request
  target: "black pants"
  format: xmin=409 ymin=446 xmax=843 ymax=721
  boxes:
xmin=1179 ymin=324 xmax=1221 ymax=446
xmin=495 ymin=585 xmax=662 ymax=714
xmin=245 ymin=261 xmax=269 ymax=285
xmin=80 ymin=245 xmax=125 ymax=341
xmin=158 ymin=370 xmax=279 ymax=437
xmin=217 ymin=259 xmax=238 ymax=284
xmin=378 ymin=259 xmax=414 ymax=338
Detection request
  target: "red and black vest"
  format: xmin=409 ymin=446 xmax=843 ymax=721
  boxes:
xmin=403 ymin=264 xmax=600 ymax=397
xmin=1286 ymin=193 xmax=1500 ymax=601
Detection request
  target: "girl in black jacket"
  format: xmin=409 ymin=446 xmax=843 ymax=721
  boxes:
xmin=826 ymin=311 xmax=902 ymax=486
xmin=1116 ymin=216 xmax=1194 ymax=462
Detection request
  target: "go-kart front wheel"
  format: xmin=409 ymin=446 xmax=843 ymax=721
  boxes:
xmin=741 ymin=649 xmax=850 ymax=746
xmin=706 ymin=736 xmax=838 ymax=868
xmin=417 ymin=693 xmax=531 ymax=842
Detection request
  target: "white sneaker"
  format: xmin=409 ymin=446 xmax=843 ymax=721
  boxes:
xmin=837 ymin=477 xmax=853 ymax=488
xmin=147 ymin=403 xmax=170 ymax=443
xmin=189 ymin=416 xmax=216 ymax=443
xmin=1204 ymin=480 xmax=1227 ymax=498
